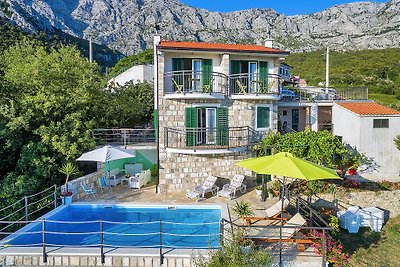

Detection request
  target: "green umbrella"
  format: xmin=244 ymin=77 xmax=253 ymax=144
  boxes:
xmin=236 ymin=152 xmax=340 ymax=180
xmin=236 ymin=151 xmax=341 ymax=266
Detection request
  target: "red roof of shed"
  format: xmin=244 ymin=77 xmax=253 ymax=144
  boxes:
xmin=336 ymin=102 xmax=400 ymax=116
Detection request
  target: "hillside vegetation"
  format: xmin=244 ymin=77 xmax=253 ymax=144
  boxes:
xmin=286 ymin=48 xmax=400 ymax=109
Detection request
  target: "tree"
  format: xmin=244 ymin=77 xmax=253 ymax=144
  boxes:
xmin=59 ymin=163 xmax=79 ymax=194
xmin=101 ymin=81 xmax=154 ymax=127
xmin=395 ymin=135 xmax=400 ymax=151
xmin=0 ymin=38 xmax=104 ymax=204
xmin=108 ymin=49 xmax=154 ymax=78
xmin=255 ymin=129 xmax=363 ymax=176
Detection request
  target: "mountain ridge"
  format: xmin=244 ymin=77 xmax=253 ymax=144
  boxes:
xmin=3 ymin=0 xmax=400 ymax=55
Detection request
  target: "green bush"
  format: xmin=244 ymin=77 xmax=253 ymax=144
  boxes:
xmin=195 ymin=231 xmax=273 ymax=267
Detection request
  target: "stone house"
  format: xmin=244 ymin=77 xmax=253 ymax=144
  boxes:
xmin=153 ymin=36 xmax=289 ymax=193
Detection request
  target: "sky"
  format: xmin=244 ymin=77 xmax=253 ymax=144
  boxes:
xmin=179 ymin=0 xmax=388 ymax=15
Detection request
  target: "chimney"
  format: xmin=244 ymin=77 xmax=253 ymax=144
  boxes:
xmin=264 ymin=30 xmax=273 ymax=48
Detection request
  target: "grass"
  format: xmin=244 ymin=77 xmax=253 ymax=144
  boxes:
xmin=369 ymin=92 xmax=399 ymax=105
xmin=338 ymin=215 xmax=400 ymax=266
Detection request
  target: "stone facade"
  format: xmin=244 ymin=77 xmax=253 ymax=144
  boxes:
xmin=0 ymin=255 xmax=196 ymax=267
xmin=312 ymin=189 xmax=400 ymax=218
xmin=156 ymin=46 xmax=281 ymax=194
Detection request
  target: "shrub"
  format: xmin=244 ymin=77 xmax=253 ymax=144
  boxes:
xmin=312 ymin=230 xmax=349 ymax=267
xmin=194 ymin=231 xmax=273 ymax=267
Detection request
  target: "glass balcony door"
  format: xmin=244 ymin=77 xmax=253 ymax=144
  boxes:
xmin=196 ymin=107 xmax=216 ymax=145
xmin=192 ymin=59 xmax=202 ymax=92
xmin=248 ymin=62 xmax=258 ymax=93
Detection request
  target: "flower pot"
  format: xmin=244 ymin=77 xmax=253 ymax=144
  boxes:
xmin=61 ymin=195 xmax=73 ymax=205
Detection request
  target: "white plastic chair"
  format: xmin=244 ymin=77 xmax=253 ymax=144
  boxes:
xmin=186 ymin=175 xmax=219 ymax=200
xmin=217 ymin=174 xmax=246 ymax=199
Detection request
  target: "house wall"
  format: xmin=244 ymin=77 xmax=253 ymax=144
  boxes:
xmin=108 ymin=65 xmax=154 ymax=87
xmin=359 ymin=116 xmax=400 ymax=179
xmin=332 ymin=105 xmax=361 ymax=148
xmin=157 ymin=50 xmax=281 ymax=193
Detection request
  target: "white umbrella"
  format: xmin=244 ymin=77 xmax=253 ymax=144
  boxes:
xmin=76 ymin=145 xmax=135 ymax=176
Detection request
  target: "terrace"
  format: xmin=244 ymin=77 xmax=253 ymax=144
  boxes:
xmin=0 ymin=182 xmax=328 ymax=267
xmin=280 ymin=86 xmax=369 ymax=102
xmin=164 ymin=126 xmax=262 ymax=154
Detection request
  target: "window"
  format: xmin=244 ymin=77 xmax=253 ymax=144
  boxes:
xmin=256 ymin=105 xmax=272 ymax=130
xmin=373 ymin=119 xmax=389 ymax=128
xmin=185 ymin=106 xmax=228 ymax=146
xmin=282 ymin=110 xmax=287 ymax=116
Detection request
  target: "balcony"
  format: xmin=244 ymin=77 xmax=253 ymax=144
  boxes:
xmin=280 ymin=86 xmax=369 ymax=102
xmin=164 ymin=126 xmax=262 ymax=154
xmin=164 ymin=71 xmax=228 ymax=99
xmin=229 ymin=73 xmax=282 ymax=100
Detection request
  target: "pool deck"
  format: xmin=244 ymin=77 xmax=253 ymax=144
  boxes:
xmin=71 ymin=183 xmax=325 ymax=267
xmin=0 ymin=184 xmax=324 ymax=266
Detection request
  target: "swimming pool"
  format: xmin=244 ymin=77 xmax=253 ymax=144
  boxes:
xmin=3 ymin=204 xmax=221 ymax=249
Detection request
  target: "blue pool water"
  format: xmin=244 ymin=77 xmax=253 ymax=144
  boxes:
xmin=6 ymin=204 xmax=221 ymax=249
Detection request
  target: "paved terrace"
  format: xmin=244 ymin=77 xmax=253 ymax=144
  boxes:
xmin=75 ymin=182 xmax=324 ymax=267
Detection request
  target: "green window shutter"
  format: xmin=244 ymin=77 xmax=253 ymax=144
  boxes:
xmin=202 ymin=59 xmax=213 ymax=92
xmin=216 ymin=107 xmax=229 ymax=146
xmin=257 ymin=106 xmax=270 ymax=129
xmin=172 ymin=58 xmax=184 ymax=91
xmin=230 ymin=60 xmax=241 ymax=74
xmin=185 ymin=107 xmax=197 ymax=146
xmin=259 ymin=61 xmax=269 ymax=93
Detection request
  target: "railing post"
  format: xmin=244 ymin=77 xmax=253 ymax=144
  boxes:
xmin=322 ymin=229 xmax=326 ymax=266
xmin=100 ymin=220 xmax=105 ymax=264
xmin=24 ymin=197 xmax=28 ymax=222
xmin=123 ymin=129 xmax=127 ymax=148
xmin=220 ymin=219 xmax=224 ymax=247
xmin=42 ymin=219 xmax=47 ymax=263
xmin=54 ymin=184 xmax=57 ymax=209
xmin=159 ymin=220 xmax=163 ymax=264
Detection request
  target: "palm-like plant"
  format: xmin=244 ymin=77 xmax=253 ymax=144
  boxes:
xmin=59 ymin=163 xmax=79 ymax=195
xmin=232 ymin=200 xmax=254 ymax=221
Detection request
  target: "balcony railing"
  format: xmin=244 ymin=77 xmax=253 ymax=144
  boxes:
xmin=280 ymin=86 xmax=369 ymax=102
xmin=164 ymin=70 xmax=228 ymax=95
xmin=230 ymin=73 xmax=282 ymax=95
xmin=164 ymin=126 xmax=262 ymax=150
xmin=92 ymin=128 xmax=156 ymax=147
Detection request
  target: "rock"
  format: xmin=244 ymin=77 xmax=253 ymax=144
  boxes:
xmin=4 ymin=0 xmax=400 ymax=55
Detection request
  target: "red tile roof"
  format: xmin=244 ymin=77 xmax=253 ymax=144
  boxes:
xmin=158 ymin=41 xmax=288 ymax=54
xmin=336 ymin=102 xmax=400 ymax=116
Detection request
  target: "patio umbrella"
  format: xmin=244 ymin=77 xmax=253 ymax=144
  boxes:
xmin=236 ymin=152 xmax=341 ymax=266
xmin=76 ymin=145 xmax=135 ymax=176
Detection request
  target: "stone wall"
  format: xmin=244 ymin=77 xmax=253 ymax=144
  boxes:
xmin=312 ymin=189 xmax=400 ymax=218
xmin=63 ymin=171 xmax=104 ymax=201
xmin=0 ymin=255 xmax=195 ymax=267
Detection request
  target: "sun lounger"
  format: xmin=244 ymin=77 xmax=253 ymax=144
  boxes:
xmin=217 ymin=174 xmax=246 ymax=199
xmin=186 ymin=175 xmax=219 ymax=200
xmin=245 ymin=199 xmax=290 ymax=225
xmin=246 ymin=213 xmax=313 ymax=250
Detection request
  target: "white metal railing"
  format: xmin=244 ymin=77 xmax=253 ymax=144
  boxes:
xmin=0 ymin=219 xmax=222 ymax=264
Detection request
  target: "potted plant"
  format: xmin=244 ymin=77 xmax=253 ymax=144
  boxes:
xmin=232 ymin=200 xmax=254 ymax=224
xmin=255 ymin=185 xmax=263 ymax=197
xmin=59 ymin=163 xmax=79 ymax=205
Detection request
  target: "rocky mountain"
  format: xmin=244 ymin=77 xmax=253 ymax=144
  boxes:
xmin=3 ymin=0 xmax=400 ymax=55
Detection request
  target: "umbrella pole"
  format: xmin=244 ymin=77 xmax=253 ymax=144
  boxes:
xmin=279 ymin=176 xmax=286 ymax=267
